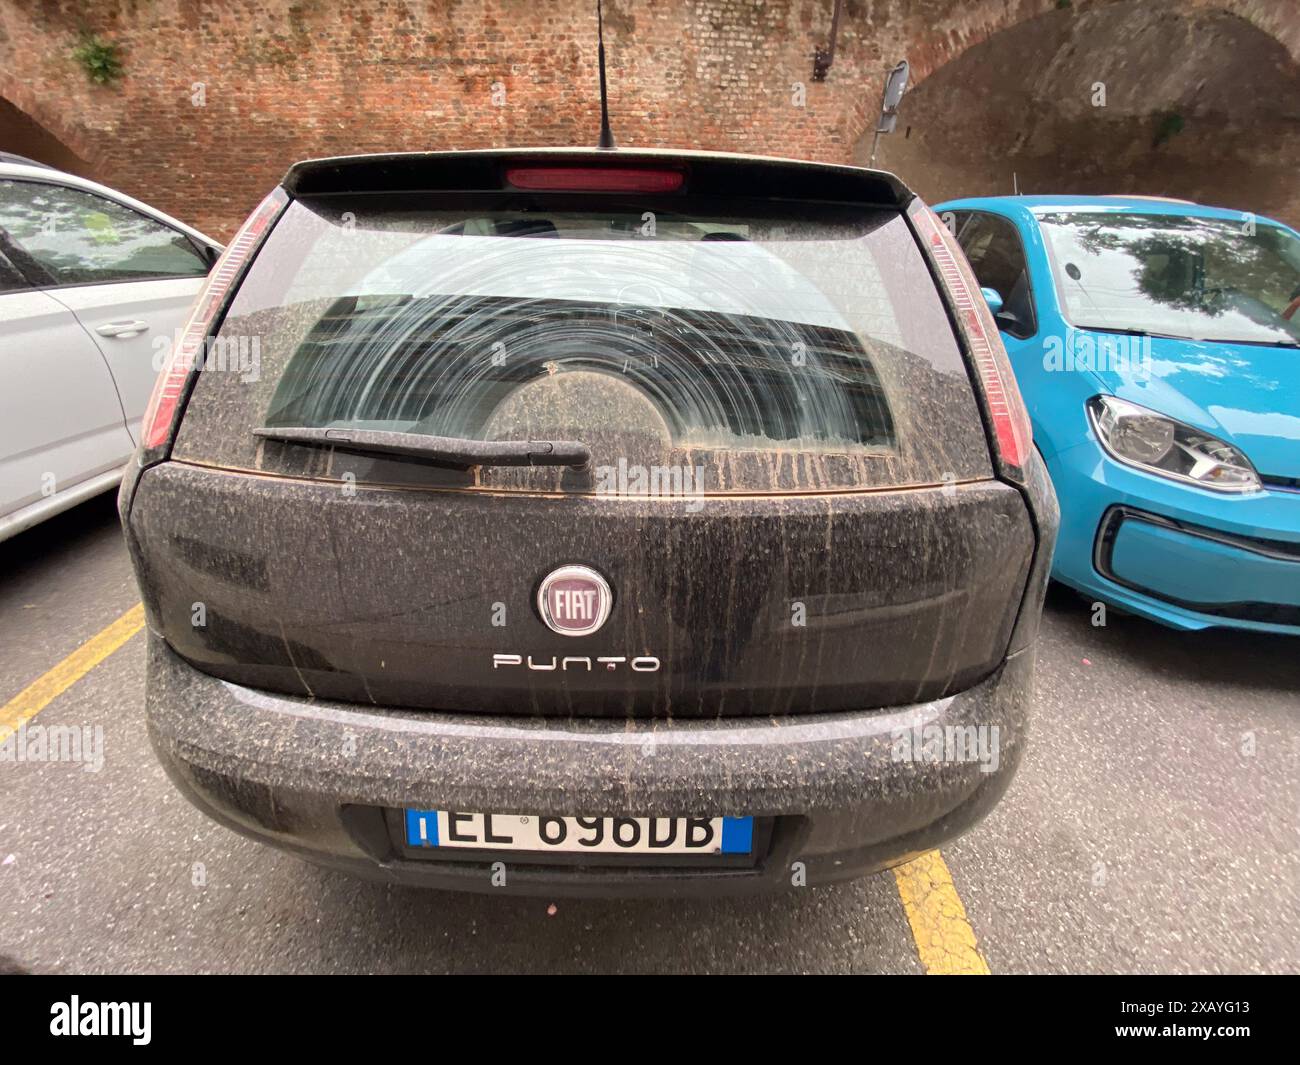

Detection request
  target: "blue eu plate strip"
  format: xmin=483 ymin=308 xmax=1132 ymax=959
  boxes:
xmin=720 ymin=816 xmax=754 ymax=854
xmin=405 ymin=809 xmax=439 ymax=847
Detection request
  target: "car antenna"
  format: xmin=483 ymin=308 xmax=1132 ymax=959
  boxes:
xmin=596 ymin=1 xmax=616 ymax=149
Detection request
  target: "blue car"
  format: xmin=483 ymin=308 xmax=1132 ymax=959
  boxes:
xmin=933 ymin=195 xmax=1300 ymax=633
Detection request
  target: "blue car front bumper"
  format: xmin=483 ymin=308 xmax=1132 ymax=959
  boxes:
xmin=1047 ymin=441 xmax=1300 ymax=633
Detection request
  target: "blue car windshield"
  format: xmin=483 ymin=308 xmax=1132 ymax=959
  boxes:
xmin=1038 ymin=211 xmax=1300 ymax=347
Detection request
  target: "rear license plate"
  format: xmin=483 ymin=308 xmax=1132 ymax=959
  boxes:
xmin=403 ymin=810 xmax=754 ymax=856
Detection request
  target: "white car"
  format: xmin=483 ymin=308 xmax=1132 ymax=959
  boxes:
xmin=0 ymin=162 xmax=221 ymax=542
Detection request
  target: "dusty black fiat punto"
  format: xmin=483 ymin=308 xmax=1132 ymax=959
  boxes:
xmin=120 ymin=148 xmax=1058 ymax=895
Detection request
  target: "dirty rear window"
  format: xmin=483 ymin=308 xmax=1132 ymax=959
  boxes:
xmin=173 ymin=196 xmax=991 ymax=493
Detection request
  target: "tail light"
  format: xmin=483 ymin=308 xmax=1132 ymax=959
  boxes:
xmin=908 ymin=200 xmax=1033 ymax=481
xmin=139 ymin=188 xmax=288 ymax=456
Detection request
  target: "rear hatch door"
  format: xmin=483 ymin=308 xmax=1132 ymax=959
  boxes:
xmin=127 ymin=151 xmax=1037 ymax=716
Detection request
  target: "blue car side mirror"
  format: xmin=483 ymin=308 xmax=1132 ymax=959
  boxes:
xmin=981 ymin=287 xmax=1004 ymax=316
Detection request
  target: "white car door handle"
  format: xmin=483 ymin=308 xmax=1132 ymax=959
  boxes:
xmin=96 ymin=320 xmax=149 ymax=338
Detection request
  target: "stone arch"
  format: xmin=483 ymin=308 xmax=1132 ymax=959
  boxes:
xmin=859 ymin=0 xmax=1300 ymax=227
xmin=0 ymin=71 xmax=104 ymax=177
xmin=900 ymin=0 xmax=1300 ymax=91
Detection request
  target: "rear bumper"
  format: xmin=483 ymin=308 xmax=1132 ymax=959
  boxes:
xmin=146 ymin=635 xmax=1033 ymax=897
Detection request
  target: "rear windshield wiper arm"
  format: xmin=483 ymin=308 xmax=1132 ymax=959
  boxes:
xmin=253 ymin=426 xmax=591 ymax=470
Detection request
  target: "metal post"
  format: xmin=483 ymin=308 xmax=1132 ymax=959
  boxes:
xmin=869 ymin=76 xmax=889 ymax=167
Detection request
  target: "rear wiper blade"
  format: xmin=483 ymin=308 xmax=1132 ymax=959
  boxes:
xmin=253 ymin=426 xmax=591 ymax=470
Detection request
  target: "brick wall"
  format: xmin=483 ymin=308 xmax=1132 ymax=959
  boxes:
xmin=0 ymin=0 xmax=1296 ymax=239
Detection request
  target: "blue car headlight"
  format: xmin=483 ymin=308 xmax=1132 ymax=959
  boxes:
xmin=1087 ymin=395 xmax=1261 ymax=493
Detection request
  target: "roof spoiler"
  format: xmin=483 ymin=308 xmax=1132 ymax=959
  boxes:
xmin=282 ymin=148 xmax=913 ymax=209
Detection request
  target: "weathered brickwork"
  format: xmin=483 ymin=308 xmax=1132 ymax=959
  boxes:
xmin=0 ymin=0 xmax=1295 ymax=238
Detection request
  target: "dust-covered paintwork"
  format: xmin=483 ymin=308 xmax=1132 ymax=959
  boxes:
xmin=122 ymin=148 xmax=1058 ymax=894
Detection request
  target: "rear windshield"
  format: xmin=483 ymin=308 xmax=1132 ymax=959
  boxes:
xmin=173 ymin=196 xmax=992 ymax=494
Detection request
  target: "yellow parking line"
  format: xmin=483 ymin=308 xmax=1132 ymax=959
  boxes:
xmin=0 ymin=603 xmax=145 ymax=743
xmin=893 ymin=850 xmax=991 ymax=974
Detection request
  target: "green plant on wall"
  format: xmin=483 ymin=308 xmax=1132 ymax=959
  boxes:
xmin=72 ymin=32 xmax=124 ymax=85
xmin=1153 ymin=111 xmax=1186 ymax=148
